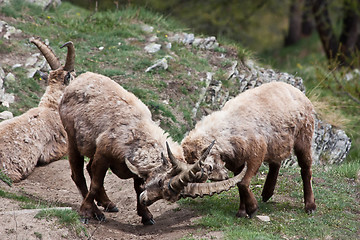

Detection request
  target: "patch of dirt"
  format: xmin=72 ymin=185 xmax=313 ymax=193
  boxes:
xmin=0 ymin=160 xmax=214 ymax=239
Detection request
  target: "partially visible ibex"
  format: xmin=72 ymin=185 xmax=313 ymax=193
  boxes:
xmin=181 ymin=82 xmax=316 ymax=217
xmin=0 ymin=38 xmax=75 ymax=183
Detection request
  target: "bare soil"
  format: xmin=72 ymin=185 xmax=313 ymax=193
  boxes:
xmin=0 ymin=159 xmax=223 ymax=239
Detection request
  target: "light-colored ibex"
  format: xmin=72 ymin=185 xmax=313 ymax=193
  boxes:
xmin=180 ymin=81 xmax=316 ymax=217
xmin=0 ymin=38 xmax=75 ymax=183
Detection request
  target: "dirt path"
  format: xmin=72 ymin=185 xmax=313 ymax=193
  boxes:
xmin=0 ymin=160 xmax=217 ymax=240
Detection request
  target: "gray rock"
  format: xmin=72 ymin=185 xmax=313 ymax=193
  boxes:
xmin=3 ymin=25 xmax=22 ymax=40
xmin=27 ymin=68 xmax=38 ymax=78
xmin=25 ymin=56 xmax=38 ymax=67
xmin=168 ymin=32 xmax=220 ymax=50
xmin=165 ymin=42 xmax=172 ymax=49
xmin=144 ymin=43 xmax=161 ymax=53
xmin=256 ymin=215 xmax=270 ymax=222
xmin=0 ymin=111 xmax=13 ymax=120
xmin=12 ymin=63 xmax=22 ymax=69
xmin=145 ymin=58 xmax=168 ymax=72
xmin=182 ymin=33 xmax=195 ymax=45
xmin=148 ymin=35 xmax=158 ymax=42
xmin=141 ymin=24 xmax=154 ymax=33
xmin=5 ymin=73 xmax=15 ymax=82
xmin=0 ymin=67 xmax=5 ymax=79
xmin=0 ymin=78 xmax=3 ymax=89
xmin=2 ymin=93 xmax=15 ymax=106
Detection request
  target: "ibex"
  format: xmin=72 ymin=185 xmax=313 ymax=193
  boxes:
xmin=180 ymin=81 xmax=316 ymax=218
xmin=0 ymin=38 xmax=75 ymax=183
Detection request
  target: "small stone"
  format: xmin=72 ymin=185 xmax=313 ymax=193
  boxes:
xmin=27 ymin=68 xmax=38 ymax=78
xmin=165 ymin=42 xmax=172 ymax=49
xmin=148 ymin=35 xmax=158 ymax=42
xmin=3 ymin=93 xmax=14 ymax=104
xmin=0 ymin=67 xmax=5 ymax=79
xmin=145 ymin=58 xmax=168 ymax=72
xmin=25 ymin=56 xmax=38 ymax=67
xmin=256 ymin=215 xmax=270 ymax=222
xmin=0 ymin=111 xmax=13 ymax=120
xmin=141 ymin=24 xmax=154 ymax=33
xmin=12 ymin=63 xmax=22 ymax=69
xmin=4 ymin=25 xmax=22 ymax=39
xmin=99 ymin=46 xmax=104 ymax=51
xmin=5 ymin=72 xmax=15 ymax=82
xmin=144 ymin=43 xmax=161 ymax=53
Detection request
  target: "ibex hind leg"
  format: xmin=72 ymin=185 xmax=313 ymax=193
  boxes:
xmin=80 ymin=153 xmax=109 ymax=222
xmin=68 ymin=140 xmax=88 ymax=199
xmin=261 ymin=162 xmax=281 ymax=202
xmin=86 ymin=158 xmax=118 ymax=212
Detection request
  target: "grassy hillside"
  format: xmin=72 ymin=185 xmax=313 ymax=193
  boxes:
xmin=0 ymin=1 xmax=359 ymax=239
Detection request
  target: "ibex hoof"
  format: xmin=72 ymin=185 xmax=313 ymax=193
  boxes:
xmin=236 ymin=210 xmax=248 ymax=218
xmin=104 ymin=206 xmax=119 ymax=212
xmin=142 ymin=218 xmax=155 ymax=225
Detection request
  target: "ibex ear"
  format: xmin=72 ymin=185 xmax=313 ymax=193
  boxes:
xmin=64 ymin=72 xmax=71 ymax=85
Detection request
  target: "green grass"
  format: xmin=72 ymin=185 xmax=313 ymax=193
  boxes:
xmin=0 ymin=189 xmax=51 ymax=209
xmin=180 ymin=163 xmax=360 ymax=240
xmin=0 ymin=169 xmax=12 ymax=186
xmin=35 ymin=209 xmax=87 ymax=236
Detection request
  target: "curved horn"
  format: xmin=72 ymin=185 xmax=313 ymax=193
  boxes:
xmin=30 ymin=37 xmax=61 ymax=70
xmin=60 ymin=41 xmax=75 ymax=71
xmin=181 ymin=162 xmax=247 ymax=198
xmin=166 ymin=142 xmax=188 ymax=173
xmin=169 ymin=141 xmax=215 ymax=192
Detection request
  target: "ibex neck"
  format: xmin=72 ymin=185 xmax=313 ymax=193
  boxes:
xmin=38 ymin=86 xmax=64 ymax=109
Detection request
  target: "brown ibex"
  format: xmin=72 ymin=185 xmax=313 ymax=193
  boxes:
xmin=0 ymin=38 xmax=75 ymax=183
xmin=180 ymin=81 xmax=316 ymax=218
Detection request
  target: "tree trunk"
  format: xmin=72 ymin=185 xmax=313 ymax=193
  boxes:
xmin=301 ymin=0 xmax=315 ymax=36
xmin=285 ymin=0 xmax=304 ymax=46
xmin=338 ymin=0 xmax=360 ymax=66
xmin=311 ymin=0 xmax=339 ymax=60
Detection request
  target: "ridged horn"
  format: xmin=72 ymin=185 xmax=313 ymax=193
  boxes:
xmin=30 ymin=37 xmax=61 ymax=70
xmin=169 ymin=141 xmax=215 ymax=192
xmin=180 ymin=162 xmax=247 ymax=198
xmin=60 ymin=41 xmax=75 ymax=71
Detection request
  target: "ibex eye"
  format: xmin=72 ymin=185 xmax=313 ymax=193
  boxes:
xmin=64 ymin=72 xmax=71 ymax=85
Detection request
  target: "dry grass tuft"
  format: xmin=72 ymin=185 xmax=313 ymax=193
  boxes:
xmin=308 ymin=91 xmax=351 ymax=129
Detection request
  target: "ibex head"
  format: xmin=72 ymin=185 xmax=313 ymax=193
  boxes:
xmin=30 ymin=38 xmax=76 ymax=87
